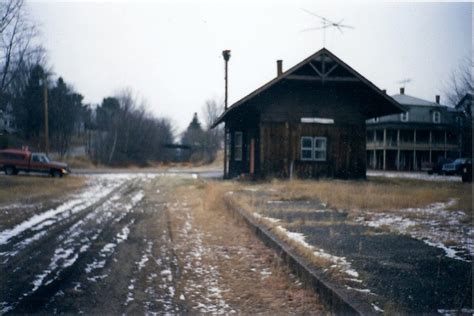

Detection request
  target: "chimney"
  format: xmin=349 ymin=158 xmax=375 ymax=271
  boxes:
xmin=400 ymin=87 xmax=405 ymax=95
xmin=277 ymin=60 xmax=283 ymax=76
xmin=435 ymin=95 xmax=440 ymax=104
xmin=382 ymin=89 xmax=387 ymax=94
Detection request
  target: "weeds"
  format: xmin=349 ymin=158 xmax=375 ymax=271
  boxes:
xmin=0 ymin=175 xmax=86 ymax=205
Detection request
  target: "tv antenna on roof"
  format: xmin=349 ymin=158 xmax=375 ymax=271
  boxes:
xmin=301 ymin=8 xmax=354 ymax=47
xmin=397 ymin=78 xmax=412 ymax=88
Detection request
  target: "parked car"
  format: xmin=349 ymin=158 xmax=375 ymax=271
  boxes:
xmin=424 ymin=157 xmax=453 ymax=175
xmin=0 ymin=148 xmax=70 ymax=177
xmin=441 ymin=158 xmax=471 ymax=176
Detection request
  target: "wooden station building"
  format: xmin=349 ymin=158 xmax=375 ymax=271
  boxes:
xmin=212 ymin=48 xmax=405 ymax=179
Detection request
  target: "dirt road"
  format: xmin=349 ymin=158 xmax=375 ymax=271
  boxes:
xmin=0 ymin=173 xmax=324 ymax=314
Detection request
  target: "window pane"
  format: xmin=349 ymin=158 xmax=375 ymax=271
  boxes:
xmin=302 ymin=149 xmax=312 ymax=160
xmin=235 ymin=132 xmax=242 ymax=146
xmin=302 ymin=137 xmax=312 ymax=148
xmin=315 ymin=138 xmax=326 ymax=149
xmin=314 ymin=150 xmax=326 ymax=161
xmin=234 ymin=132 xmax=243 ymax=161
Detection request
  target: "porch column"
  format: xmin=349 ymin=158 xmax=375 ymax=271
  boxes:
xmin=383 ymin=128 xmax=387 ymax=170
xmin=373 ymin=131 xmax=377 ymax=169
xmin=444 ymin=130 xmax=447 ymax=158
xmin=429 ymin=131 xmax=432 ymax=163
xmin=413 ymin=129 xmax=417 ymax=171
xmin=396 ymin=129 xmax=400 ymax=170
xmin=373 ymin=150 xmax=376 ymax=169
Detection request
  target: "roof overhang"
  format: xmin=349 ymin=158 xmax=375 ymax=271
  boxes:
xmin=212 ymin=48 xmax=405 ymax=128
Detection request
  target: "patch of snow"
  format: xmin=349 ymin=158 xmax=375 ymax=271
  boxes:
xmin=367 ymin=171 xmax=461 ymax=182
xmin=131 ymin=190 xmax=145 ymax=205
xmin=0 ymin=174 xmax=130 ymax=245
xmin=260 ymin=268 xmax=272 ymax=279
xmin=276 ymin=225 xmax=363 ymax=281
xmin=372 ymin=303 xmax=384 ymax=312
xmin=171 ymin=201 xmax=232 ymax=314
xmin=358 ymin=199 xmax=472 ymax=261
xmin=252 ymin=212 xmax=280 ymax=223
xmin=346 ymin=286 xmax=373 ymax=294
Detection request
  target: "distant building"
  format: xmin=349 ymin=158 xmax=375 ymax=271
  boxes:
xmin=455 ymin=92 xmax=473 ymax=157
xmin=212 ymin=48 xmax=404 ymax=179
xmin=0 ymin=103 xmax=17 ymax=134
xmin=366 ymin=88 xmax=463 ymax=171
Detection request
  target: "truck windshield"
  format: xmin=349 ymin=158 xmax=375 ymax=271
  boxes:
xmin=39 ymin=154 xmax=50 ymax=163
xmin=32 ymin=154 xmax=50 ymax=163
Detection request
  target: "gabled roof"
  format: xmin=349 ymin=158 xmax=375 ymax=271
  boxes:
xmin=212 ymin=47 xmax=404 ymax=128
xmin=391 ymin=94 xmax=439 ymax=107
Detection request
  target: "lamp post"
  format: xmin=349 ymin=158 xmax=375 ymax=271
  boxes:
xmin=222 ymin=50 xmax=231 ymax=179
xmin=39 ymin=74 xmax=48 ymax=155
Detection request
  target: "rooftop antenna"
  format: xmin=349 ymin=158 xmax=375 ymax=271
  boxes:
xmin=301 ymin=8 xmax=354 ymax=47
xmin=397 ymin=78 xmax=412 ymax=88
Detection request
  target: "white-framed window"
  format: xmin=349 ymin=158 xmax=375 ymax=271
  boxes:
xmin=234 ymin=132 xmax=243 ymax=161
xmin=400 ymin=112 xmax=409 ymax=122
xmin=314 ymin=137 xmax=327 ymax=161
xmin=300 ymin=136 xmax=327 ymax=161
xmin=373 ymin=117 xmax=379 ymax=122
xmin=301 ymin=137 xmax=313 ymax=161
xmin=432 ymin=111 xmax=441 ymax=123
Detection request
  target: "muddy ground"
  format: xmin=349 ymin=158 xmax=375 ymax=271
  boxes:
xmin=0 ymin=173 xmax=325 ymax=314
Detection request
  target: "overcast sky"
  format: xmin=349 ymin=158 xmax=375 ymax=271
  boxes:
xmin=29 ymin=1 xmax=471 ymax=134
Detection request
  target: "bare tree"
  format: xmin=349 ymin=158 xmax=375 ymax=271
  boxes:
xmin=0 ymin=0 xmax=38 ymax=97
xmin=202 ymin=99 xmax=223 ymax=130
xmin=445 ymin=57 xmax=473 ymax=109
xmin=91 ymin=89 xmax=175 ymax=166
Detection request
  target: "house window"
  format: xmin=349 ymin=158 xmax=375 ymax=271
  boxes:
xmin=300 ymin=136 xmax=327 ymax=161
xmin=314 ymin=137 xmax=327 ymax=161
xmin=400 ymin=112 xmax=409 ymax=122
xmin=234 ymin=132 xmax=243 ymax=161
xmin=301 ymin=137 xmax=313 ymax=161
xmin=373 ymin=117 xmax=379 ymax=122
xmin=432 ymin=111 xmax=440 ymax=123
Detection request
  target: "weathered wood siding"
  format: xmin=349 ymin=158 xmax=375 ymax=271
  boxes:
xmin=260 ymin=122 xmax=366 ymax=179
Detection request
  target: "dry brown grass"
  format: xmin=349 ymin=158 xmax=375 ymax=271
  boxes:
xmin=0 ymin=175 xmax=86 ymax=205
xmin=168 ymin=180 xmax=327 ymax=314
xmin=63 ymin=155 xmax=97 ymax=169
xmin=255 ymin=177 xmax=471 ymax=215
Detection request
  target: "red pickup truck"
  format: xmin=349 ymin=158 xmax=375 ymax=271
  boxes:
xmin=0 ymin=148 xmax=70 ymax=177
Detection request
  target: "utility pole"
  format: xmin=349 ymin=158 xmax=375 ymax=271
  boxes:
xmin=42 ymin=74 xmax=49 ymax=155
xmin=222 ymin=50 xmax=231 ymax=179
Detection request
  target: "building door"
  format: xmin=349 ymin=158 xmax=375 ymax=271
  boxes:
xmin=250 ymin=138 xmax=255 ymax=175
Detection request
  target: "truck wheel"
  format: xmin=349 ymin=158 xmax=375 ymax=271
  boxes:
xmin=51 ymin=170 xmax=62 ymax=178
xmin=4 ymin=166 xmax=15 ymax=176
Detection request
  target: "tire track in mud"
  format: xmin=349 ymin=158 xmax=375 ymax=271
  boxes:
xmin=0 ymin=176 xmax=145 ymax=313
xmin=1 ymin=174 xmax=187 ymax=314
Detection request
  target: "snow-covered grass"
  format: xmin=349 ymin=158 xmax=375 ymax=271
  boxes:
xmin=356 ymin=199 xmax=472 ymax=261
xmin=175 ymin=209 xmax=232 ymax=314
xmin=367 ymin=171 xmax=462 ymax=182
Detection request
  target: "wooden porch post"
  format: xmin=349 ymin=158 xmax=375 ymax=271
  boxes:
xmin=429 ymin=131 xmax=432 ymax=163
xmin=250 ymin=138 xmax=255 ymax=176
xmin=383 ymin=128 xmax=386 ymax=170
xmin=396 ymin=129 xmax=400 ymax=170
xmin=413 ymin=129 xmax=417 ymax=171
